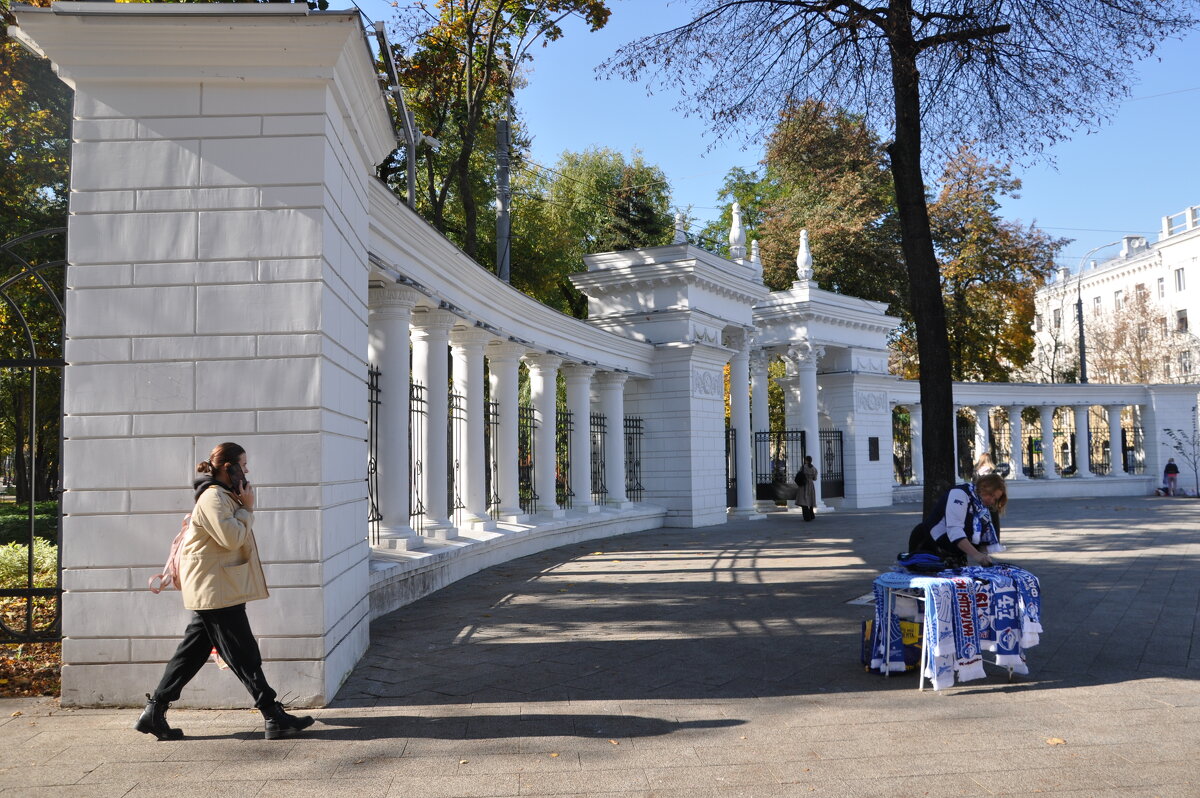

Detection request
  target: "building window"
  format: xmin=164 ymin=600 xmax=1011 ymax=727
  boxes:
xmin=1158 ymin=277 xmax=1165 ymax=298
xmin=1165 ymin=357 xmax=1173 ymax=379
xmin=1052 ymin=308 xmax=1061 ymax=329
xmin=1035 ymin=314 xmax=1043 ymax=332
xmin=1181 ymin=351 xmax=1192 ymax=376
xmin=1114 ymin=290 xmax=1123 ymax=310
xmin=1135 ymin=283 xmax=1147 ymax=300
xmin=1137 ymin=324 xmax=1148 ymax=342
xmin=1178 ymin=309 xmax=1189 ymax=333
xmin=1176 ymin=268 xmax=1186 ymax=292
xmin=1092 ymin=296 xmax=1102 ymax=314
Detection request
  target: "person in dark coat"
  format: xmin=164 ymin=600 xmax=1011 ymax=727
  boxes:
xmin=795 ymin=455 xmax=818 ymax=521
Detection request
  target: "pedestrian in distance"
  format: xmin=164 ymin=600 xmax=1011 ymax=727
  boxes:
xmin=135 ymin=442 xmax=314 ymax=742
xmin=973 ymin=451 xmax=996 ymax=477
xmin=795 ymin=455 xmax=819 ymax=522
xmin=1164 ymin=458 xmax=1180 ymax=496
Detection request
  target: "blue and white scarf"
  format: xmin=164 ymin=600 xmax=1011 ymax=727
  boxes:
xmin=962 ymin=483 xmax=1003 ymax=553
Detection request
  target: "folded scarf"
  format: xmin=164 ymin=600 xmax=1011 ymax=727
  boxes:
xmin=949 ymin=577 xmax=986 ymax=682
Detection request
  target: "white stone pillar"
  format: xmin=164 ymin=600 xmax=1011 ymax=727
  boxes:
xmin=789 ymin=340 xmax=825 ymax=510
xmin=1073 ymin=405 xmax=1095 ymax=478
xmin=951 ymin=406 xmax=962 ymax=479
xmin=1039 ymin=406 xmax=1060 ymax=479
xmin=729 ymin=337 xmax=762 ymax=519
xmin=973 ymin=405 xmax=991 ymax=467
xmin=562 ymin=364 xmax=597 ymax=512
xmin=1006 ymin=407 xmax=1024 ymax=481
xmin=450 ymin=326 xmax=492 ymax=526
xmin=909 ymin=404 xmax=924 ymax=485
xmin=1106 ymin=405 xmax=1124 ymax=476
xmin=411 ymin=308 xmax=456 ymax=537
xmin=524 ymin=353 xmax=563 ymax=517
xmin=596 ymin=372 xmax=629 ymax=506
xmin=750 ymin=352 xmax=771 ymax=435
xmin=367 ymin=286 xmax=422 ymax=550
xmin=487 ymin=341 xmax=526 ymax=518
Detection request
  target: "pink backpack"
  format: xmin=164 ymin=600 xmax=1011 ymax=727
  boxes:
xmin=148 ymin=513 xmax=191 ymax=594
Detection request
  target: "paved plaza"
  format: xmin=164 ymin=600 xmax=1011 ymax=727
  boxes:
xmin=2 ymin=496 xmax=1199 ymax=797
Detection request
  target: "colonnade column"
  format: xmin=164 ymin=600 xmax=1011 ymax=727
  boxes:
xmin=952 ymin=407 xmax=962 ymax=479
xmin=728 ymin=336 xmax=760 ymax=519
xmin=1106 ymin=405 xmax=1125 ymax=476
xmin=450 ymin=326 xmax=492 ymax=526
xmin=909 ymin=404 xmax=924 ymax=485
xmin=562 ymin=364 xmax=597 ymax=512
xmin=973 ymin=405 xmax=991 ymax=469
xmin=788 ymin=339 xmax=824 ymax=510
xmin=410 ymin=308 xmax=457 ymax=537
xmin=1039 ymin=406 xmax=1060 ymax=479
xmin=524 ymin=353 xmax=563 ymax=517
xmin=596 ymin=372 xmax=629 ymax=505
xmin=487 ymin=341 xmax=526 ymax=518
xmin=367 ymin=286 xmax=421 ymax=550
xmin=1006 ymin=407 xmax=1024 ymax=480
xmin=1073 ymin=405 xmax=1095 ymax=478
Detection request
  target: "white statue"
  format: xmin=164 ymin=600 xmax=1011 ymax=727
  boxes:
xmin=672 ymin=211 xmax=687 ymax=244
xmin=729 ymin=202 xmax=746 ymax=259
xmin=796 ymin=229 xmax=813 ymax=283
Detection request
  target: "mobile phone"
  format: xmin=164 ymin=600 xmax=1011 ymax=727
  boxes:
xmin=227 ymin=463 xmax=248 ymax=492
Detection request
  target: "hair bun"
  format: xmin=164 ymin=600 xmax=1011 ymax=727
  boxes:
xmin=196 ymin=461 xmax=214 ymax=474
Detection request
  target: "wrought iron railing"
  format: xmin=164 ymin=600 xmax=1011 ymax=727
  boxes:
xmin=590 ymin=412 xmax=607 ymax=504
xmin=518 ymin=403 xmax=537 ymax=514
xmin=409 ymin=381 xmax=426 ymax=526
xmin=624 ymin=416 xmax=644 ymax=502
xmin=485 ymin=400 xmax=501 ymax=518
xmin=556 ymin=407 xmax=573 ymax=509
xmin=819 ymin=429 xmax=845 ymax=498
xmin=367 ymin=365 xmax=382 ymax=545
xmin=448 ymin=391 xmax=466 ymax=526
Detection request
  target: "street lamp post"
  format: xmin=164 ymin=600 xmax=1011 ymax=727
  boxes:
xmin=1075 ymin=240 xmax=1122 ymax=384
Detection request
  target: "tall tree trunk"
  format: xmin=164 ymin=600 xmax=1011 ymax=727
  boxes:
xmin=887 ymin=3 xmax=956 ymax=513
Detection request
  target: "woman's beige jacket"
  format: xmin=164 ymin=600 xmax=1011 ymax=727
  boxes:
xmin=178 ymin=485 xmax=269 ymax=611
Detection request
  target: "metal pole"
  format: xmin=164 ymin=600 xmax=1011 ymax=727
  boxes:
xmin=1074 ymin=240 xmax=1123 ymax=385
xmin=495 ymin=117 xmax=511 ymax=283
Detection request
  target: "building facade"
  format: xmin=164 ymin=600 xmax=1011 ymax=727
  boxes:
xmin=1033 ymin=205 xmax=1200 ymax=384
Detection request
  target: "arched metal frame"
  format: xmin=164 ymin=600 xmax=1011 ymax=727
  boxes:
xmin=0 ymin=228 xmax=66 ymax=644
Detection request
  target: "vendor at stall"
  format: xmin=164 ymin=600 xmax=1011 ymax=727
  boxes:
xmin=907 ymin=474 xmax=1007 ymax=567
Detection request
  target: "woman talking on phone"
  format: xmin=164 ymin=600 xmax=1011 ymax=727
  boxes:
xmin=135 ymin=442 xmax=313 ymax=741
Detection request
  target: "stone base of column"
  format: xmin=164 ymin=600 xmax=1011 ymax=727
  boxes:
xmin=375 ymin=527 xmax=424 ymax=552
xmin=421 ymin=519 xmax=458 ymax=540
xmin=606 ymin=500 xmax=636 ymax=511
xmin=536 ymin=508 xmax=567 ymax=520
xmin=755 ymin=499 xmax=776 ymax=513
xmin=728 ymin=507 xmax=766 ymax=521
xmin=459 ymin=514 xmax=498 ymax=532
xmin=571 ymin=503 xmax=601 ymax=514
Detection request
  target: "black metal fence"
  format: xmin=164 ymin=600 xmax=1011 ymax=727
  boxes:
xmin=725 ymin=425 xmax=737 ymax=507
xmin=590 ymin=412 xmax=608 ymax=505
xmin=518 ymin=404 xmax=538 ymax=513
xmin=892 ymin=409 xmax=913 ymax=485
xmin=367 ymin=366 xmax=382 ymax=545
xmin=556 ymin=407 xmax=573 ymax=509
xmin=409 ymin=382 xmax=426 ymax=527
xmin=753 ymin=429 xmax=805 ymax=501
xmin=818 ymin=429 xmax=845 ymax=498
xmin=1 ymin=228 xmax=66 ymax=644
xmin=448 ymin=391 xmax=466 ymax=525
xmin=624 ymin=416 xmax=644 ymax=502
xmin=485 ymin=400 xmax=501 ymax=517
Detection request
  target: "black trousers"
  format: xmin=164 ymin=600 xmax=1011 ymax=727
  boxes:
xmin=801 ymin=504 xmax=815 ymax=521
xmin=152 ymin=603 xmax=277 ymax=709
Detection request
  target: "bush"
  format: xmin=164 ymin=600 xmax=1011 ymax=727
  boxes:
xmin=0 ymin=502 xmax=58 ymax=547
xmin=0 ymin=539 xmax=57 ymax=589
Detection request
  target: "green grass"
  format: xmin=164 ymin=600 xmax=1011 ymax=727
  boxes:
xmin=0 ymin=501 xmax=58 ymax=547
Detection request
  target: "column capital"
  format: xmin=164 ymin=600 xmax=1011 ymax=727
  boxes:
xmin=487 ymin=339 xmax=528 ymax=363
xmin=523 ymin=352 xmax=563 ymax=373
xmin=749 ymin=350 xmax=772 ymax=373
xmin=1104 ymin=403 xmax=1127 ymax=413
xmin=595 ymin=370 xmax=630 ymax=388
xmin=560 ymin=363 xmax=597 ymax=383
xmin=784 ymin=337 xmax=823 ymax=369
xmin=410 ymin=307 xmax=457 ymax=333
xmin=368 ymin=284 xmax=422 ymax=312
xmin=448 ymin=325 xmax=492 ymax=349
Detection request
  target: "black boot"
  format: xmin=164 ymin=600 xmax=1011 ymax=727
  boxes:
xmin=134 ymin=694 xmax=185 ymax=741
xmin=260 ymin=701 xmax=314 ymax=740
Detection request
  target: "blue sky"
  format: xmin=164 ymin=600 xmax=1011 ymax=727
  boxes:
xmin=363 ymin=0 xmax=1199 ymax=270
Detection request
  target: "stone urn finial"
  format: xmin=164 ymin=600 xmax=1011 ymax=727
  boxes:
xmin=672 ymin=211 xmax=687 ymax=244
xmin=729 ymin=202 xmax=746 ymax=259
xmin=749 ymin=239 xmax=763 ymax=282
xmin=796 ymin=229 xmax=813 ymax=283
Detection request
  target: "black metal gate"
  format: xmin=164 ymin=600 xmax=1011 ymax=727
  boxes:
xmin=367 ymin=366 xmax=382 ymax=545
xmin=753 ymin=429 xmax=805 ymax=502
xmin=725 ymin=424 xmax=737 ymax=508
xmin=818 ymin=429 xmax=844 ymax=499
xmin=1 ymin=229 xmax=66 ymax=644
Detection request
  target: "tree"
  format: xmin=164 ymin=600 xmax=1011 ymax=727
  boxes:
xmin=510 ymin=147 xmax=673 ymax=316
xmin=603 ymin=0 xmax=1198 ymax=509
xmin=891 ymin=147 xmax=1067 ymax=382
xmin=383 ymin=0 xmax=610 ymax=264
xmin=1163 ymin=424 xmax=1200 ymax=497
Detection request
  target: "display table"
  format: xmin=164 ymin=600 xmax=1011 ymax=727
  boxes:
xmin=869 ymin=565 xmax=1042 ymax=691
